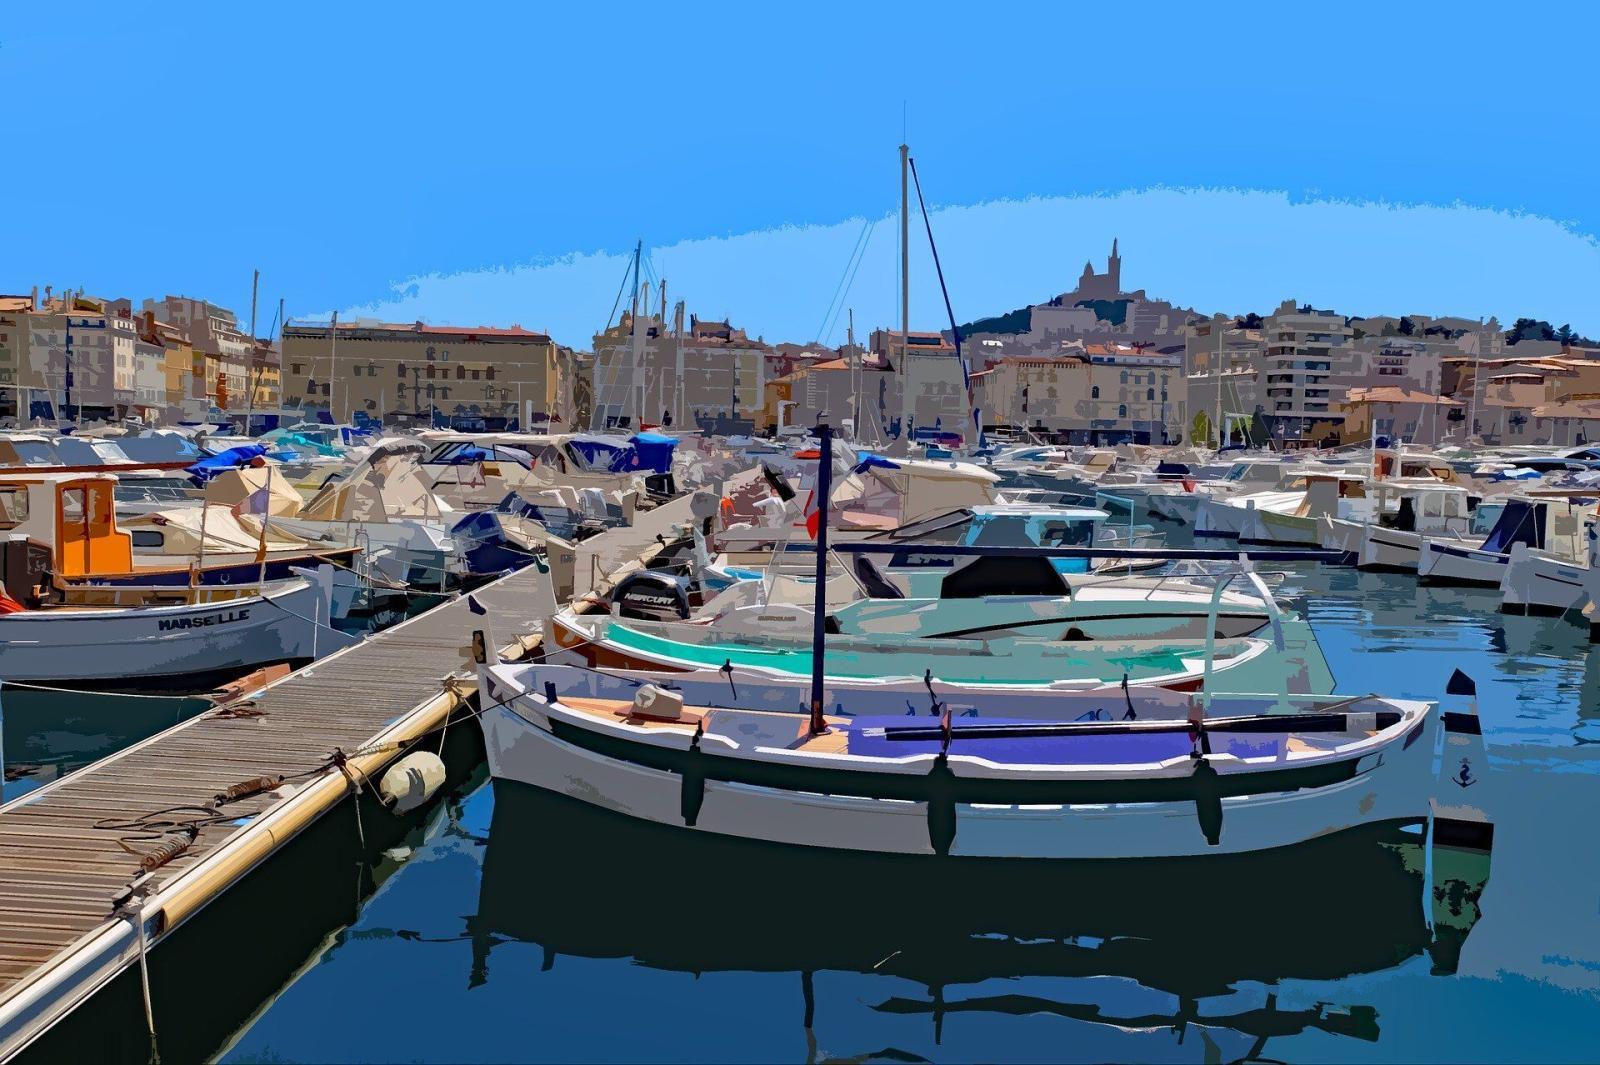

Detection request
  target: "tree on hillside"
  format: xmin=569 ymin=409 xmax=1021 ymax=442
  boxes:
xmin=1506 ymin=318 xmax=1558 ymax=344
xmin=1232 ymin=312 xmax=1264 ymax=329
xmin=1398 ymin=316 xmax=1416 ymax=336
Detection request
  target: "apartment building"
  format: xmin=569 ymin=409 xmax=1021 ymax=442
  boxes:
xmin=1260 ymin=300 xmax=1354 ymax=442
xmin=0 ymin=294 xmax=32 ymax=418
xmin=281 ymin=319 xmax=557 ymax=427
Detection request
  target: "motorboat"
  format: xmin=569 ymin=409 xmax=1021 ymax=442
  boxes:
xmin=1499 ymin=511 xmax=1600 ymax=620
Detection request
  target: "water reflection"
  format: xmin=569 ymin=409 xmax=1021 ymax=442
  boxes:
xmin=2 ymin=690 xmax=209 ymax=802
xmin=472 ymin=783 xmax=1491 ymax=1062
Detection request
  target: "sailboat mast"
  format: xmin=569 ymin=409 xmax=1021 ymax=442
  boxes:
xmin=245 ymin=268 xmax=259 ymax=433
xmin=627 ymin=241 xmax=642 ymax=428
xmin=848 ymin=308 xmax=859 ymax=441
xmin=899 ymin=143 xmax=910 ymax=439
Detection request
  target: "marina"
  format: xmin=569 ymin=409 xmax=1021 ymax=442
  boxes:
xmin=7 ymin=17 xmax=1600 ymax=1056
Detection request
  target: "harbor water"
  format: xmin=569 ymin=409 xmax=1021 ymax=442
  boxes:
xmin=7 ymin=561 xmax=1600 ymax=1062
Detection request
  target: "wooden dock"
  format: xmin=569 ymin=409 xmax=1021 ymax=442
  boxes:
xmin=0 ymin=561 xmax=555 ymax=1059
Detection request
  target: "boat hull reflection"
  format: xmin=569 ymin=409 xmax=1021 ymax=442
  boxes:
xmin=475 ymin=782 xmax=1488 ymax=1008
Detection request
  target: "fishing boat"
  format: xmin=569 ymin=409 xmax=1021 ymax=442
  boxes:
xmin=473 ymin=671 xmax=1439 ymax=859
xmin=1417 ymin=495 xmax=1590 ymax=586
xmin=1317 ymin=480 xmax=1479 ymax=570
xmin=1498 ymin=514 xmax=1598 ymax=619
xmin=0 ymin=569 xmax=353 ymax=691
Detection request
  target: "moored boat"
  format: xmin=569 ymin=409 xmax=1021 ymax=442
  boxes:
xmin=474 ymin=675 xmax=1440 ymax=859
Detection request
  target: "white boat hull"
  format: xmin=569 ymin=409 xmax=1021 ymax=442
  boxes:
xmin=1417 ymin=537 xmax=1506 ymax=586
xmin=1500 ymin=544 xmax=1590 ymax=618
xmin=479 ymin=693 xmax=1440 ymax=860
xmin=0 ymin=574 xmax=355 ymax=688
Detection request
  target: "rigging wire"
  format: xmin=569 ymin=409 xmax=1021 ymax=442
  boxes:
xmin=603 ymin=251 xmax=635 ymax=331
xmin=814 ymin=219 xmax=873 ymax=345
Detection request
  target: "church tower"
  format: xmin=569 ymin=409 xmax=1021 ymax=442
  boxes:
xmin=1107 ymin=238 xmax=1121 ymax=294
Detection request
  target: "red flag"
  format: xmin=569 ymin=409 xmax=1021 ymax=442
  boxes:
xmin=805 ymin=508 xmax=820 ymax=539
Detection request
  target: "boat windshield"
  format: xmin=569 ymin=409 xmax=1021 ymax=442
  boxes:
xmin=1468 ymin=502 xmax=1505 ymax=536
xmin=963 ymin=513 xmax=1097 ymax=549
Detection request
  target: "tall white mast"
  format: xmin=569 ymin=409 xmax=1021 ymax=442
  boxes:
xmin=898 ymin=142 xmax=911 ymax=440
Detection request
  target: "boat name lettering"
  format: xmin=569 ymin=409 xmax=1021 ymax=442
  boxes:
xmin=158 ymin=608 xmax=252 ymax=631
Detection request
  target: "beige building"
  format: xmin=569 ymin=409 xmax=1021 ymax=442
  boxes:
xmin=1261 ymin=300 xmax=1354 ymax=442
xmin=974 ymin=348 xmax=1186 ymax=444
xmin=281 ymin=319 xmax=557 ymax=426
xmin=0 ymin=294 xmax=33 ymax=418
xmin=591 ymin=311 xmax=767 ymax=433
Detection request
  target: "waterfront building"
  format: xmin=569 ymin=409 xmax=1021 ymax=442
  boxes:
xmin=592 ymin=310 xmax=767 ymax=434
xmin=282 ymin=318 xmax=557 ymax=427
xmin=974 ymin=344 xmax=1185 ymax=444
xmin=1260 ymin=299 xmax=1354 ymax=444
xmin=1340 ymin=386 xmax=1461 ymax=445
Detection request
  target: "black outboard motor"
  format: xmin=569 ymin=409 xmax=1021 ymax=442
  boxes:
xmin=611 ymin=570 xmax=692 ymax=622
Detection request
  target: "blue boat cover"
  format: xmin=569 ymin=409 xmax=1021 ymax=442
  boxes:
xmin=844 ymin=716 xmax=1287 ymax=764
xmin=852 ymin=453 xmax=902 ymax=474
xmin=629 ymin=432 xmax=677 ymax=474
xmin=186 ymin=444 xmax=271 ymax=482
xmin=1479 ymin=499 xmax=1543 ymax=552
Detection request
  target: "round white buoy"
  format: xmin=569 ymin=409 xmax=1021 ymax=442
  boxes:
xmin=378 ymin=752 xmax=446 ymax=815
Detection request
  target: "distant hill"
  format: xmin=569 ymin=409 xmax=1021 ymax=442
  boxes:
xmin=956 ymin=305 xmax=1031 ymax=337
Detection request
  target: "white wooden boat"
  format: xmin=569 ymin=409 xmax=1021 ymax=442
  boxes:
xmin=474 ymin=675 xmax=1441 ymax=859
xmin=1418 ymin=496 xmax=1589 ymax=586
xmin=0 ymin=570 xmax=354 ymax=690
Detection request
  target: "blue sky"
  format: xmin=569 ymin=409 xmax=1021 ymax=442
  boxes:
xmin=4 ymin=2 xmax=1597 ymax=345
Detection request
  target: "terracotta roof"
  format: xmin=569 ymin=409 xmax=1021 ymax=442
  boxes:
xmin=1532 ymin=399 xmax=1600 ymax=419
xmin=288 ymin=320 xmax=550 ymax=342
xmin=0 ymin=296 xmax=33 ymax=313
xmin=1345 ymin=387 xmax=1462 ymax=406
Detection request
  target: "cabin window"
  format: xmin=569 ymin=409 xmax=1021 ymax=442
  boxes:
xmin=131 ymin=530 xmax=165 ymax=548
xmin=60 ymin=487 xmax=88 ymax=527
xmin=0 ymin=487 xmax=27 ymax=527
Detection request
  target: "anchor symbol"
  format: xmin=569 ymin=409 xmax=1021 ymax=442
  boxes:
xmin=1454 ymin=758 xmax=1477 ymax=789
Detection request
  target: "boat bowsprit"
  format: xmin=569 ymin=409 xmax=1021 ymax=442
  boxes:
xmin=476 ymin=667 xmax=1446 ymax=860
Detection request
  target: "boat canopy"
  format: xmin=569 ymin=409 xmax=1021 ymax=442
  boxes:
xmin=122 ymin=505 xmax=314 ymax=554
xmin=299 ymin=442 xmax=450 ymax=522
xmin=833 ymin=458 xmax=1000 ymax=530
xmin=202 ymin=466 xmax=306 ymax=517
xmin=1479 ymin=499 xmax=1545 ymax=552
xmin=566 ymin=433 xmax=677 ymax=475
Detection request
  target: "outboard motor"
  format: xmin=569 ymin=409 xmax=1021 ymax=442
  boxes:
xmin=611 ymin=570 xmax=692 ymax=622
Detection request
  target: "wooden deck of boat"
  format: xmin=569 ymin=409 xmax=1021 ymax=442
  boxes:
xmin=0 ymin=561 xmax=556 ymax=1058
